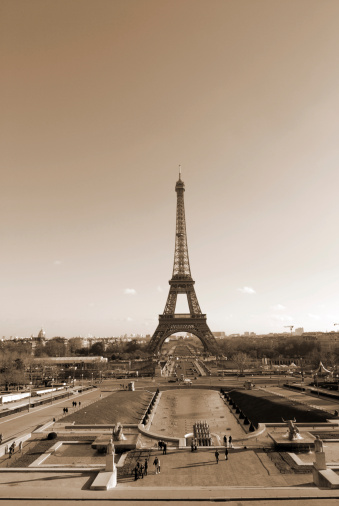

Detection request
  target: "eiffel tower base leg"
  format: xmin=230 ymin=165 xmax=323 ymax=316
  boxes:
xmin=148 ymin=316 xmax=219 ymax=356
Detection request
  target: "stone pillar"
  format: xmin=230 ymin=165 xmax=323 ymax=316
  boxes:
xmin=314 ymin=451 xmax=326 ymax=471
xmin=313 ymin=436 xmax=327 ymax=487
xmin=106 ymin=439 xmax=115 ymax=472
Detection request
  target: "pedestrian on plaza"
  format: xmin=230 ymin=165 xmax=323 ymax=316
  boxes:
xmin=228 ymin=435 xmax=232 ymax=448
xmin=144 ymin=459 xmax=148 ymax=476
xmin=0 ymin=433 xmax=3 ymax=445
xmin=153 ymin=456 xmax=160 ymax=474
xmin=139 ymin=463 xmax=144 ymax=479
xmin=215 ymin=449 xmax=219 ymax=464
xmin=66 ymin=407 xmax=68 ymax=413
xmin=74 ymin=401 xmax=77 ymax=408
xmin=19 ymin=441 xmax=23 ymax=453
xmin=9 ymin=442 xmax=15 ymax=458
xmin=79 ymin=401 xmax=81 ymax=408
xmin=134 ymin=465 xmax=139 ymax=481
xmin=223 ymin=435 xmax=227 ymax=445
xmin=191 ymin=440 xmax=194 ymax=452
xmin=163 ymin=442 xmax=167 ymax=455
xmin=225 ymin=447 xmax=228 ymax=460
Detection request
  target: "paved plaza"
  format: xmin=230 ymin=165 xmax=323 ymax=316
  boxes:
xmin=1 ymin=379 xmax=339 ymax=504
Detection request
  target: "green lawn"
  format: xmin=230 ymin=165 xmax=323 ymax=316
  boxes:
xmin=63 ymin=390 xmax=154 ymax=425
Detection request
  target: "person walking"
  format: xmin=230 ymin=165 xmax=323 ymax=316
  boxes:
xmin=144 ymin=458 xmax=148 ymax=476
xmin=153 ymin=456 xmax=159 ymax=474
xmin=215 ymin=449 xmax=219 ymax=464
xmin=134 ymin=465 xmax=139 ymax=481
xmin=139 ymin=463 xmax=144 ymax=479
xmin=223 ymin=435 xmax=227 ymax=445
xmin=228 ymin=435 xmax=232 ymax=448
xmin=225 ymin=447 xmax=228 ymax=460
xmin=163 ymin=442 xmax=167 ymax=455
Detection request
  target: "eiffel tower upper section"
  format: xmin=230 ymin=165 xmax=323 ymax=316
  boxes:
xmin=172 ymin=171 xmax=192 ymax=279
xmin=162 ymin=169 xmax=202 ymax=316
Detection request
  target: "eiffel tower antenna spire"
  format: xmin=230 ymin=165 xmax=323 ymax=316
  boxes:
xmin=148 ymin=173 xmax=219 ymax=355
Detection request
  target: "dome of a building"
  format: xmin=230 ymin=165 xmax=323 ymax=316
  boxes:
xmin=37 ymin=328 xmax=46 ymax=338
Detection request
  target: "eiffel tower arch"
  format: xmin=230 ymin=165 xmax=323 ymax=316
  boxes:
xmin=148 ymin=169 xmax=219 ymax=356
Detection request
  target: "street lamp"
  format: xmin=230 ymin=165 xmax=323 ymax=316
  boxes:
xmin=28 ymin=382 xmax=32 ymax=412
xmin=81 ymin=374 xmax=83 ymax=389
xmin=51 ymin=379 xmax=54 ymax=404
xmin=91 ymin=372 xmax=93 ymax=386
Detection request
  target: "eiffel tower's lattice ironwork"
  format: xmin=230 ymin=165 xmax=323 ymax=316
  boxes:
xmin=148 ymin=171 xmax=219 ymax=355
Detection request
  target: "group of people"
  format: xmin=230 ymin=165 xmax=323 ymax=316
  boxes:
xmin=7 ymin=440 xmax=22 ymax=457
xmin=223 ymin=434 xmax=232 ymax=447
xmin=133 ymin=441 xmax=166 ymax=480
xmin=214 ymin=447 xmax=229 ymax=463
xmin=133 ymin=458 xmax=148 ymax=480
xmin=158 ymin=440 xmax=167 ymax=454
xmin=71 ymin=401 xmax=80 ymax=408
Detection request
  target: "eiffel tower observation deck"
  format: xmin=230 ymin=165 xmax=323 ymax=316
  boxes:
xmin=148 ymin=169 xmax=219 ymax=355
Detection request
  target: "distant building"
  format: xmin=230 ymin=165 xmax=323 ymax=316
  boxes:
xmin=213 ymin=332 xmax=226 ymax=339
xmin=294 ymin=327 xmax=304 ymax=336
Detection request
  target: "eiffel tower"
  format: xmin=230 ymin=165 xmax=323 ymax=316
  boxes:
xmin=148 ymin=169 xmax=219 ymax=355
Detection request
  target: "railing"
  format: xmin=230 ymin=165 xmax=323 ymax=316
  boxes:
xmin=160 ymin=314 xmax=206 ymax=319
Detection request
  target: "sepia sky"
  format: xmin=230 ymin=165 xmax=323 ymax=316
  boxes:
xmin=2 ymin=0 xmax=339 ymax=338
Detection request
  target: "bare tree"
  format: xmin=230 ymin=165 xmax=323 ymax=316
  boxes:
xmin=232 ymin=352 xmax=250 ymax=375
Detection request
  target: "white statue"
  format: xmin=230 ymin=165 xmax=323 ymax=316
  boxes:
xmin=314 ymin=435 xmax=324 ymax=453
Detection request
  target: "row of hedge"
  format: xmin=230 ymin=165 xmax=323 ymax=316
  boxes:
xmin=142 ymin=388 xmax=160 ymax=425
xmin=220 ymin=389 xmax=256 ymax=432
xmin=221 ymin=387 xmax=333 ymax=426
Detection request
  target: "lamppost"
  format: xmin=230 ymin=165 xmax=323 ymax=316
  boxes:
xmin=315 ymin=373 xmax=319 ymax=397
xmin=300 ymin=357 xmax=304 ymax=385
xmin=28 ymin=382 xmax=32 ymax=412
xmin=81 ymin=374 xmax=83 ymax=389
xmin=51 ymin=378 xmax=54 ymax=404
xmin=91 ymin=372 xmax=93 ymax=386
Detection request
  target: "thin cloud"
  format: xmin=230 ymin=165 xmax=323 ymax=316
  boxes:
xmin=308 ymin=313 xmax=321 ymax=320
xmin=54 ymin=260 xmax=62 ymax=265
xmin=270 ymin=314 xmax=293 ymax=322
xmin=237 ymin=286 xmax=256 ymax=295
xmin=124 ymin=288 xmax=136 ymax=295
xmin=271 ymin=304 xmax=286 ymax=311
